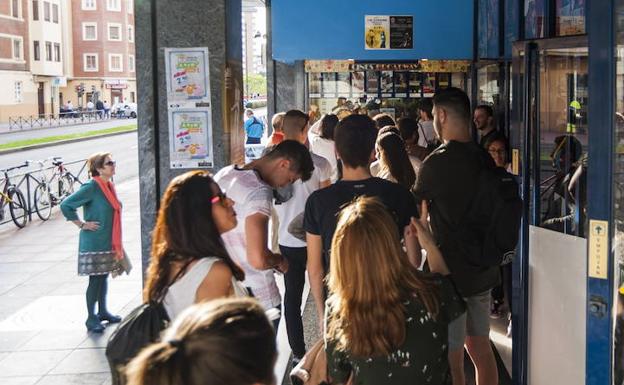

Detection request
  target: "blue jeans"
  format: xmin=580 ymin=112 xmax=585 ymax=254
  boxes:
xmin=246 ymin=137 xmax=261 ymax=144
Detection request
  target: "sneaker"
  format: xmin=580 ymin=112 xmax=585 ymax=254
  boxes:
xmin=490 ymin=300 xmax=503 ymax=319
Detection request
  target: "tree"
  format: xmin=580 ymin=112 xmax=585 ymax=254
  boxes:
xmin=244 ymin=74 xmax=267 ymax=98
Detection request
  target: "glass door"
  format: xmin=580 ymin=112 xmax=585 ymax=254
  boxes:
xmin=512 ymin=37 xmax=589 ymax=385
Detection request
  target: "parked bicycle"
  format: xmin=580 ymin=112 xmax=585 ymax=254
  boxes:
xmin=0 ymin=163 xmax=29 ymax=228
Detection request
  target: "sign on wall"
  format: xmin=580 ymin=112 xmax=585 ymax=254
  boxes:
xmin=365 ymin=15 xmax=413 ymax=50
xmin=164 ymin=47 xmax=213 ymax=169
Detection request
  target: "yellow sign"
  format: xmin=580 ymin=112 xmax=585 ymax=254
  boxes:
xmin=588 ymin=220 xmax=609 ymax=279
xmin=511 ymin=149 xmax=520 ymax=176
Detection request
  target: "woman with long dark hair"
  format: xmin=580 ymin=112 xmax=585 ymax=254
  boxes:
xmin=325 ymin=196 xmax=464 ymax=384
xmin=375 ymin=132 xmax=418 ymax=190
xmin=310 ymin=113 xmax=339 ymax=181
xmin=144 ymin=170 xmax=247 ymax=321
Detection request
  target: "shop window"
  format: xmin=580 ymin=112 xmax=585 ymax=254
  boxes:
xmin=525 ymin=0 xmax=545 ymax=39
xmin=54 ymin=43 xmax=60 ymax=62
xmin=555 ymin=0 xmax=585 ymax=36
xmin=32 ymin=0 xmax=39 ymax=20
xmin=52 ymin=3 xmax=58 ymax=23
xmin=14 ymin=81 xmax=22 ymax=102
xmin=43 ymin=1 xmax=50 ymax=21
xmin=476 ymin=63 xmax=501 ymax=108
xmin=45 ymin=41 xmax=52 ymax=61
xmin=33 ymin=40 xmax=40 ymax=61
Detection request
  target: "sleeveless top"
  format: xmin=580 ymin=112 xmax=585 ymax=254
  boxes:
xmin=163 ymin=257 xmax=248 ymax=321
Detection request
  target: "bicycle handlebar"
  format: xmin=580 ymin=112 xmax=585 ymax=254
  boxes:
xmin=1 ymin=163 xmax=28 ymax=173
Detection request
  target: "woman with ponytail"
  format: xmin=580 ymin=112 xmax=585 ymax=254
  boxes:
xmin=126 ymin=298 xmax=277 ymax=385
xmin=61 ymin=152 xmax=130 ymax=333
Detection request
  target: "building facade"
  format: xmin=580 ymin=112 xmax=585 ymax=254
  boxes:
xmin=0 ymin=0 xmax=32 ymax=122
xmin=60 ymin=0 xmax=136 ymax=108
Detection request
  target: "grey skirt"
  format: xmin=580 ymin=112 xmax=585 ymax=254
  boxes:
xmin=78 ymin=250 xmax=132 ymax=277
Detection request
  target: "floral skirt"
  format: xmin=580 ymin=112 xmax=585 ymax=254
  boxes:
xmin=78 ymin=250 xmax=132 ymax=277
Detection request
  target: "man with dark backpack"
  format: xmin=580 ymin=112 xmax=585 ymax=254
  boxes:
xmin=244 ymin=109 xmax=265 ymax=144
xmin=414 ymin=88 xmax=521 ymax=385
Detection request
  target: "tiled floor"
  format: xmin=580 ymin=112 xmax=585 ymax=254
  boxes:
xmin=0 ymin=178 xmax=143 ymax=385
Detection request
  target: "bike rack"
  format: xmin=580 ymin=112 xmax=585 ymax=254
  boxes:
xmin=0 ymin=159 xmax=87 ymax=227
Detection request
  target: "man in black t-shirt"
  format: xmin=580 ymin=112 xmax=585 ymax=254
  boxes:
xmin=414 ymin=88 xmax=499 ymax=385
xmin=304 ymin=114 xmax=419 ymax=329
xmin=473 ymin=104 xmax=497 ymax=148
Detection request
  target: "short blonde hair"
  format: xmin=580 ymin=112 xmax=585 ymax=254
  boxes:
xmin=87 ymin=152 xmax=112 ymax=177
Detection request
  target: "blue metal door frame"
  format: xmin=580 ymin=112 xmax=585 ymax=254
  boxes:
xmin=586 ymin=0 xmax=616 ymax=384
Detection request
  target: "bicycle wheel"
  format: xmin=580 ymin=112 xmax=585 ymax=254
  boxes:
xmin=8 ymin=188 xmax=27 ymax=228
xmin=34 ymin=183 xmax=53 ymax=221
xmin=59 ymin=174 xmax=75 ymax=199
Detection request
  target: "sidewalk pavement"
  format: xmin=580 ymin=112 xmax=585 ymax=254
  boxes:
xmin=0 ymin=176 xmax=301 ymax=385
xmin=0 ymin=119 xmax=137 ymax=143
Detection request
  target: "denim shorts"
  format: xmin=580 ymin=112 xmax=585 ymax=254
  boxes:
xmin=448 ymin=290 xmax=491 ymax=351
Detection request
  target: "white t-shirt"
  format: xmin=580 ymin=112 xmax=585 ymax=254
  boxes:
xmin=418 ymin=120 xmax=436 ymax=148
xmin=163 ymin=257 xmax=248 ymax=321
xmin=214 ymin=165 xmax=280 ymax=309
xmin=310 ymin=136 xmax=338 ymax=182
xmin=275 ymin=152 xmax=332 ymax=248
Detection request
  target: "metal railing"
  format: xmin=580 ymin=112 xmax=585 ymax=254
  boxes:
xmin=7 ymin=110 xmax=128 ymax=131
xmin=0 ymin=159 xmax=88 ymax=227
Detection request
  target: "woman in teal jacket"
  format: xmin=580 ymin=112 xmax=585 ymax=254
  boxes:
xmin=61 ymin=152 xmax=129 ymax=332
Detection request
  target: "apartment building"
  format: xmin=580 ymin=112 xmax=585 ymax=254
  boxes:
xmin=60 ymin=0 xmax=136 ymax=108
xmin=0 ymin=0 xmax=31 ymax=122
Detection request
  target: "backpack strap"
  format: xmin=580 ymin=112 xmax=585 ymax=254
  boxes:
xmin=418 ymin=122 xmax=431 ymax=144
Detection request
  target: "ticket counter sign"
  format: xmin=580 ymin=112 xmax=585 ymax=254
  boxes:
xmin=365 ymin=15 xmax=413 ymax=50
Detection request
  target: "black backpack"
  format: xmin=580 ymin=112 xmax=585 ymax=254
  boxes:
xmin=105 ymin=301 xmax=170 ymax=385
xmin=463 ymin=150 xmax=523 ymax=266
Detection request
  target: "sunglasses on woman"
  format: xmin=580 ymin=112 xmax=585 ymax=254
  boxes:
xmin=210 ymin=192 xmax=228 ymax=205
xmin=104 ymin=160 xmax=116 ymax=167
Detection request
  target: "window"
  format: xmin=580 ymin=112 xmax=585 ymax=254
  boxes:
xmin=108 ymin=23 xmax=122 ymax=41
xmin=11 ymin=0 xmax=19 ymax=18
xmin=52 ymin=4 xmax=58 ymax=23
xmin=84 ymin=53 xmax=98 ymax=71
xmin=14 ymin=81 xmax=22 ymax=102
xmin=33 ymin=40 xmax=40 ymax=61
xmin=109 ymin=53 xmax=123 ymax=72
xmin=12 ymin=38 xmax=22 ymax=60
xmin=81 ymin=0 xmax=96 ymax=10
xmin=43 ymin=1 xmax=50 ymax=21
xmin=127 ymin=25 xmax=134 ymax=42
xmin=32 ymin=0 xmax=39 ymax=20
xmin=54 ymin=43 xmax=60 ymax=62
xmin=82 ymin=22 xmax=97 ymax=40
xmin=45 ymin=41 xmax=52 ymax=61
xmin=127 ymin=0 xmax=133 ymax=14
xmin=128 ymin=54 xmax=135 ymax=72
xmin=107 ymin=0 xmax=120 ymax=11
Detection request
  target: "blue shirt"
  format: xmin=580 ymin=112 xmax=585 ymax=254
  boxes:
xmin=244 ymin=116 xmax=264 ymax=139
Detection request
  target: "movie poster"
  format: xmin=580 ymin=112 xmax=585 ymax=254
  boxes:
xmin=168 ymin=109 xmax=213 ymax=168
xmin=352 ymin=71 xmax=365 ymax=96
xmin=165 ymin=48 xmax=210 ymax=103
xmin=309 ymin=73 xmax=322 ymax=97
xmin=337 ymin=72 xmax=351 ymax=96
xmin=380 ymin=71 xmax=394 ymax=97
xmin=365 ymin=15 xmax=413 ymax=50
xmin=409 ymin=71 xmax=422 ymax=97
xmin=365 ymin=70 xmax=379 ymax=96
xmin=394 ymin=72 xmax=408 ymax=97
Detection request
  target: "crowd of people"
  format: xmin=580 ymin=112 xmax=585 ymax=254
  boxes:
xmin=63 ymin=86 xmax=515 ymax=384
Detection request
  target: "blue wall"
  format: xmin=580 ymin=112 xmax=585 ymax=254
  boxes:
xmin=272 ymin=0 xmax=474 ymax=62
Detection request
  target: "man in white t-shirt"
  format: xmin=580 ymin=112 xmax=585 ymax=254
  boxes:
xmin=214 ymin=140 xmax=314 ymax=330
xmin=418 ymin=98 xmax=437 ymax=148
xmin=275 ymin=110 xmax=331 ymax=359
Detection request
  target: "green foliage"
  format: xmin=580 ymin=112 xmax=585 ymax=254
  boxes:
xmin=244 ymin=74 xmax=267 ymax=97
xmin=0 ymin=125 xmax=137 ymax=151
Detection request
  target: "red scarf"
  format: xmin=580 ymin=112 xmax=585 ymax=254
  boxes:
xmin=93 ymin=176 xmax=123 ymax=261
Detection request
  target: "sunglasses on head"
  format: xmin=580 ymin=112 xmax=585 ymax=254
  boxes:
xmin=104 ymin=160 xmax=116 ymax=166
xmin=211 ymin=192 xmax=228 ymax=205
